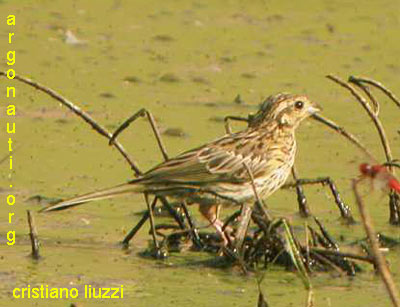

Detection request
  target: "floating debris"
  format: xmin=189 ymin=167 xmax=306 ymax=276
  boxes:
xmin=162 ymin=127 xmax=188 ymax=138
xmin=55 ymin=118 xmax=69 ymax=124
xmin=123 ymin=76 xmax=142 ymax=83
xmin=191 ymin=76 xmax=210 ymax=85
xmin=233 ymin=94 xmax=244 ymax=104
xmin=326 ymin=23 xmax=335 ymax=33
xmin=99 ymin=92 xmax=115 ymax=99
xmin=220 ymin=56 xmax=236 ymax=63
xmin=64 ymin=30 xmax=87 ymax=46
xmin=159 ymin=73 xmax=181 ymax=83
xmin=152 ymin=34 xmax=174 ymax=42
xmin=241 ymin=72 xmax=256 ymax=79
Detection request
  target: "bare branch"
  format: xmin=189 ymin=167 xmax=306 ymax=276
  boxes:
xmin=0 ymin=71 xmax=142 ymax=176
xmin=352 ymin=179 xmax=400 ymax=307
xmin=350 ymin=76 xmax=400 ymax=109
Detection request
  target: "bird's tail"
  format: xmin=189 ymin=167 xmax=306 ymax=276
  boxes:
xmin=40 ymin=181 xmax=143 ymax=212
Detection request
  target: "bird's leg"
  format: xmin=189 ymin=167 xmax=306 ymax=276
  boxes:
xmin=198 ymin=203 xmax=232 ymax=246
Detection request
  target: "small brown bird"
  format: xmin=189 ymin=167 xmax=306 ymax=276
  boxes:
xmin=42 ymin=93 xmax=320 ymax=242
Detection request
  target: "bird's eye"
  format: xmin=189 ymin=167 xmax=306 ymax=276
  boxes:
xmin=294 ymin=100 xmax=304 ymax=109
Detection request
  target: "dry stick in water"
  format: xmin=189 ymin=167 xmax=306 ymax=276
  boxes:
xmin=109 ymin=108 xmax=202 ymax=247
xmin=283 ymin=176 xmax=354 ymax=222
xmin=0 ymin=72 xmax=185 ymax=250
xmin=348 ymin=79 xmax=400 ymax=218
xmin=311 ymin=113 xmax=374 ymax=160
xmin=352 ymin=180 xmax=400 ymax=307
xmin=326 ymin=74 xmax=392 ymax=164
xmin=347 ymin=76 xmax=394 ymax=170
xmin=111 ymin=110 xmax=203 ymax=246
xmin=309 ymin=247 xmax=374 ymax=264
xmin=243 ymin=162 xmax=272 ymax=222
xmin=0 ymin=71 xmax=142 ymax=176
xmin=348 ymin=77 xmax=399 ymax=220
xmin=111 ymin=108 xmax=206 ymax=247
xmin=110 ymin=108 xmax=203 ymax=244
xmin=144 ymin=193 xmax=160 ymax=251
xmin=27 ymin=210 xmax=40 ymax=259
xmin=109 ymin=108 xmax=169 ymax=161
xmin=231 ymin=163 xmax=256 ymax=256
xmin=291 ymin=166 xmax=310 ymax=217
xmin=327 ymin=74 xmax=400 ymax=224
xmin=350 ymin=76 xmax=400 ymax=109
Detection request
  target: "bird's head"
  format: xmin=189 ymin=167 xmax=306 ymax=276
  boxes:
xmin=249 ymin=93 xmax=321 ymax=128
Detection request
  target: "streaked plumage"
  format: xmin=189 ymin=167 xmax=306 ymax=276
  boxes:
xmin=42 ymin=93 xmax=320 ymax=242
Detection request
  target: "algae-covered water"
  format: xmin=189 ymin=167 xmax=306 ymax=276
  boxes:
xmin=0 ymin=0 xmax=399 ymax=306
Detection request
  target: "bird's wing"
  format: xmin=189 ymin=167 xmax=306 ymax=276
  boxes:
xmin=140 ymin=132 xmax=269 ymax=185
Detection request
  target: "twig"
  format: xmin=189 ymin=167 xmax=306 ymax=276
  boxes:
xmin=180 ymin=201 xmax=203 ymax=249
xmin=384 ymin=162 xmax=400 ymax=169
xmin=327 ymin=75 xmax=390 ymax=165
xmin=283 ymin=177 xmax=354 ymax=222
xmin=350 ymin=80 xmax=380 ymax=115
xmin=308 ymin=225 xmax=330 ymax=249
xmin=349 ymin=76 xmax=400 ymax=223
xmin=310 ymin=219 xmax=355 ymax=275
xmin=109 ymin=108 xmax=169 ymax=161
xmin=158 ymin=197 xmax=186 ymax=229
xmin=310 ymin=247 xmax=374 ymax=264
xmin=27 ymin=210 xmax=40 ymax=259
xmin=122 ymin=211 xmax=150 ymax=247
xmin=243 ymin=162 xmax=272 ymax=222
xmin=352 ymin=179 xmax=400 ymax=307
xmin=312 ymin=113 xmax=374 ymax=160
xmin=1 ymin=72 xmax=192 ymax=246
xmin=223 ymin=115 xmax=248 ymax=134
xmin=313 ymin=217 xmax=338 ymax=249
xmin=327 ymin=74 xmax=399 ymax=224
xmin=0 ymin=145 xmax=20 ymax=165
xmin=309 ymin=250 xmax=346 ymax=275
xmin=350 ymin=76 xmax=400 ymax=109
xmin=144 ymin=193 xmax=160 ymax=254
xmin=256 ymin=274 xmax=269 ymax=307
xmin=348 ymin=76 xmax=394 ymax=169
xmin=291 ymin=167 xmax=310 ymax=217
xmin=0 ymin=71 xmax=142 ymax=175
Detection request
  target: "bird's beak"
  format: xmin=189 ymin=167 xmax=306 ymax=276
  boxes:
xmin=307 ymin=102 xmax=322 ymax=114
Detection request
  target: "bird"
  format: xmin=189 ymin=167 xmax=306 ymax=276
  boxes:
xmin=42 ymin=93 xmax=321 ymax=244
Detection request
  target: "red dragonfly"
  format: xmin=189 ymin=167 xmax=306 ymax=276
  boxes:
xmin=359 ymin=163 xmax=400 ymax=193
